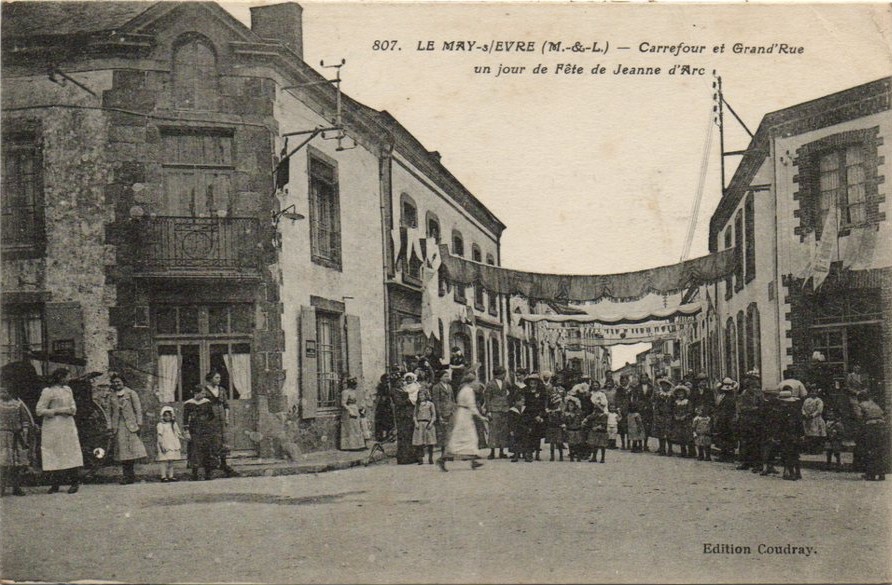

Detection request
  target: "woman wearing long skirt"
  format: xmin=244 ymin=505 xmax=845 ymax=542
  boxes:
xmin=394 ymin=373 xmax=420 ymax=464
xmin=438 ymin=372 xmax=486 ymax=471
xmin=35 ymin=368 xmax=83 ymax=493
xmin=108 ymin=373 xmax=148 ymax=484
xmin=339 ymin=377 xmax=365 ymax=451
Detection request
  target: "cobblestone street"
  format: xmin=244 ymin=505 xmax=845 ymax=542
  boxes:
xmin=2 ymin=450 xmax=889 ymax=584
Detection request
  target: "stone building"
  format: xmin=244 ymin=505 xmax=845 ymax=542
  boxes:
xmin=1 ymin=1 xmax=515 ymax=455
xmin=699 ymin=77 xmax=892 ymax=415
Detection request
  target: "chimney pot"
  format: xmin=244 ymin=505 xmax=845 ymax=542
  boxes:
xmin=250 ymin=3 xmax=303 ymax=60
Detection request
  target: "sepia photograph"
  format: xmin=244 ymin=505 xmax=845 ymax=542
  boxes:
xmin=0 ymin=1 xmax=890 ymax=583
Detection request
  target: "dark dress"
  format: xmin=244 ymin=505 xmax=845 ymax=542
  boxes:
xmin=779 ymin=399 xmax=803 ymax=468
xmin=523 ymin=386 xmax=547 ymax=452
xmin=633 ymin=385 xmax=654 ymax=440
xmin=184 ymin=398 xmax=221 ymax=472
xmin=669 ymin=398 xmax=694 ymax=445
xmin=615 ymin=386 xmax=630 ymax=435
xmin=374 ymin=378 xmax=395 ymax=440
xmin=712 ymin=393 xmax=738 ymax=457
xmin=392 ymin=388 xmax=418 ymax=464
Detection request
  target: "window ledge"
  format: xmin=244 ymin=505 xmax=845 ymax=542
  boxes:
xmin=311 ymin=255 xmax=342 ymax=271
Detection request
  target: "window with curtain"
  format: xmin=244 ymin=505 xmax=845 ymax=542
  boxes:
xmin=426 ymin=212 xmax=440 ymax=241
xmin=817 ymin=144 xmax=867 ymax=235
xmin=736 ymin=311 xmax=746 ymax=377
xmin=173 ymin=37 xmax=218 ymax=110
xmin=724 ymin=317 xmax=736 ymax=379
xmin=308 ymin=154 xmax=342 ymax=270
xmin=161 ymin=130 xmax=234 ymax=217
xmin=745 ymin=303 xmax=761 ymax=374
xmin=1 ymin=306 xmax=44 ymax=373
xmin=400 ymin=194 xmax=418 ymax=228
xmin=316 ymin=311 xmax=342 ymax=409
xmin=744 ymin=192 xmax=756 ymax=284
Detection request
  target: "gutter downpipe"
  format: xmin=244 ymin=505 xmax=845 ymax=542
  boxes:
xmin=380 ymin=135 xmax=396 ymax=371
xmin=770 ymin=126 xmax=784 ymax=382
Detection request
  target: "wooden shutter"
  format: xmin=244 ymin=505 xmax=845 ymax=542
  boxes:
xmin=45 ymin=302 xmax=83 ymax=359
xmin=299 ymin=305 xmax=318 ymax=419
xmin=345 ymin=314 xmax=363 ymax=400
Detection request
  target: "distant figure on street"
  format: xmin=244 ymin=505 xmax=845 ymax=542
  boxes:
xmin=824 ymin=409 xmax=845 ymax=472
xmin=692 ymin=406 xmax=712 ymax=461
xmin=0 ymin=382 xmax=31 ymax=496
xmin=203 ymin=371 xmax=238 ymax=477
xmin=183 ymin=386 xmax=220 ymax=481
xmin=412 ymin=387 xmax=438 ymax=464
xmin=857 ymin=392 xmax=886 ymax=481
xmin=484 ymin=366 xmax=511 ymax=460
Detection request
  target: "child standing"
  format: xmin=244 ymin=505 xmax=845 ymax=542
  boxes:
xmin=583 ymin=408 xmax=609 ymax=463
xmin=563 ymin=396 xmax=584 ymax=461
xmin=824 ymin=409 xmax=845 ymax=472
xmin=606 ymin=406 xmax=619 ymax=449
xmin=412 ymin=388 xmax=438 ymax=464
xmin=545 ymin=393 xmax=566 ymax=461
xmin=692 ymin=406 xmax=712 ymax=461
xmin=0 ymin=385 xmax=31 ymax=496
xmin=508 ymin=395 xmax=526 ymax=462
xmin=626 ymin=403 xmax=645 ymax=453
xmin=156 ymin=406 xmax=184 ymax=482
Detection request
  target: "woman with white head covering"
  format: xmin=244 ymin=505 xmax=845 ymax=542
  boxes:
xmin=393 ymin=372 xmax=420 ymax=464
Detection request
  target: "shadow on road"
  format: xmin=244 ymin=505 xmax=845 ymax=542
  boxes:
xmin=143 ymin=490 xmax=368 ymax=508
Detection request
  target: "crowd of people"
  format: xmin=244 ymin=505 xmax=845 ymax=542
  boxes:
xmin=371 ymin=347 xmax=888 ymax=481
xmin=0 ymin=367 xmax=241 ymax=497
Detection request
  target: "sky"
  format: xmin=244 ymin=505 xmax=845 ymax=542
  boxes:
xmin=224 ymin=2 xmax=890 ymax=367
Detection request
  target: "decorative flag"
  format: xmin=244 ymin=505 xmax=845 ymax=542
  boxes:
xmin=812 ymin=211 xmax=838 ymax=290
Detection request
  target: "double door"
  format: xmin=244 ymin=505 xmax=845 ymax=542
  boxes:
xmin=156 ymin=340 xmax=254 ymax=453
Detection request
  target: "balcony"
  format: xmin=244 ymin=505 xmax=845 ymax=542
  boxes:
xmin=133 ymin=216 xmax=261 ymax=278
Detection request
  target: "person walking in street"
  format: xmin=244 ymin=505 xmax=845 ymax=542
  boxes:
xmin=183 ymin=386 xmax=220 ymax=481
xmin=615 ymin=374 xmax=631 ymax=450
xmin=857 ymin=391 xmax=886 ymax=481
xmin=562 ymin=394 xmax=584 ymax=461
xmin=437 ymin=371 xmax=486 ymax=472
xmin=203 ymin=371 xmax=239 ymax=477
xmin=340 ymin=377 xmax=365 ymax=451
xmin=108 ymin=373 xmax=148 ymax=485
xmin=412 ymin=387 xmax=438 ymax=464
xmin=735 ymin=371 xmax=764 ymax=470
xmin=484 ymin=366 xmax=511 ymax=460
xmin=35 ymin=368 xmax=83 ymax=494
xmin=0 ymin=382 xmax=31 ymax=496
xmin=156 ymin=405 xmax=184 ymax=482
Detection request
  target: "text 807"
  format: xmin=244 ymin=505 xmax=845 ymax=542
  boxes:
xmin=372 ymin=40 xmax=400 ymax=51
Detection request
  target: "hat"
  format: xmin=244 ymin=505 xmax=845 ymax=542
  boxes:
xmin=776 ymin=379 xmax=807 ymax=399
xmin=695 ymin=372 xmax=709 ymax=381
xmin=673 ymin=385 xmax=689 ymax=397
xmin=516 ymin=367 xmax=529 ymax=376
xmin=744 ymin=369 xmax=761 ymax=379
xmin=346 ymin=376 xmax=358 ymax=387
xmin=811 ymin=351 xmax=826 ymax=362
xmin=493 ymin=365 xmax=506 ymax=376
xmin=721 ymin=377 xmax=735 ymax=386
xmin=403 ymin=372 xmax=417 ymax=383
xmin=160 ymin=405 xmax=175 ymax=417
xmin=657 ymin=378 xmax=672 ymax=387
xmin=525 ymin=372 xmax=542 ymax=382
xmin=439 ymin=370 xmax=451 ymax=380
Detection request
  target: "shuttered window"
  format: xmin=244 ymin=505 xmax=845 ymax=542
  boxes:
xmin=1 ymin=130 xmax=43 ymax=252
xmin=161 ymin=130 xmax=234 ymax=217
xmin=308 ymin=154 xmax=342 ymax=270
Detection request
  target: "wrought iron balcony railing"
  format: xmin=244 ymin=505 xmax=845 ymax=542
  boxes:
xmin=133 ymin=216 xmax=260 ymax=277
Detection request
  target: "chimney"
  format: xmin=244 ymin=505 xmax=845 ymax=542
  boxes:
xmin=250 ymin=3 xmax=303 ymax=59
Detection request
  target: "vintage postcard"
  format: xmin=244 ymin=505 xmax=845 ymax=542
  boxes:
xmin=0 ymin=1 xmax=890 ymax=583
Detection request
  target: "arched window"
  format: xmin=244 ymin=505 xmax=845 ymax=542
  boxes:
xmin=471 ymin=244 xmax=482 ymax=263
xmin=451 ymin=230 xmax=464 ymax=257
xmin=426 ymin=211 xmax=440 ymax=241
xmin=746 ymin=303 xmax=761 ymax=374
xmin=491 ymin=336 xmax=500 ymax=369
xmin=724 ymin=317 xmax=737 ymax=379
xmin=173 ymin=36 xmax=218 ymax=110
xmin=736 ymin=311 xmax=746 ymax=378
xmin=400 ymin=193 xmax=417 ymax=228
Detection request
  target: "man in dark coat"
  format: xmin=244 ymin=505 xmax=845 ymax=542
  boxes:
xmin=521 ymin=373 xmax=547 ymax=461
xmin=690 ymin=373 xmax=715 ymax=416
xmin=484 ymin=366 xmax=511 ymax=459
xmin=735 ymin=371 xmax=763 ymax=470
xmin=712 ymin=377 xmax=739 ymax=462
xmin=430 ymin=370 xmax=455 ymax=459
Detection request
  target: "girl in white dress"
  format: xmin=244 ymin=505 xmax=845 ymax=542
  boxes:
xmin=156 ymin=406 xmax=184 ymax=482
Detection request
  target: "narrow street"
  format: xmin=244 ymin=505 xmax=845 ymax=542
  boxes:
xmin=2 ymin=450 xmax=888 ymax=584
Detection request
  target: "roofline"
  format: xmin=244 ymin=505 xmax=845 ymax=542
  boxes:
xmin=708 ymin=76 xmax=892 ymax=251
